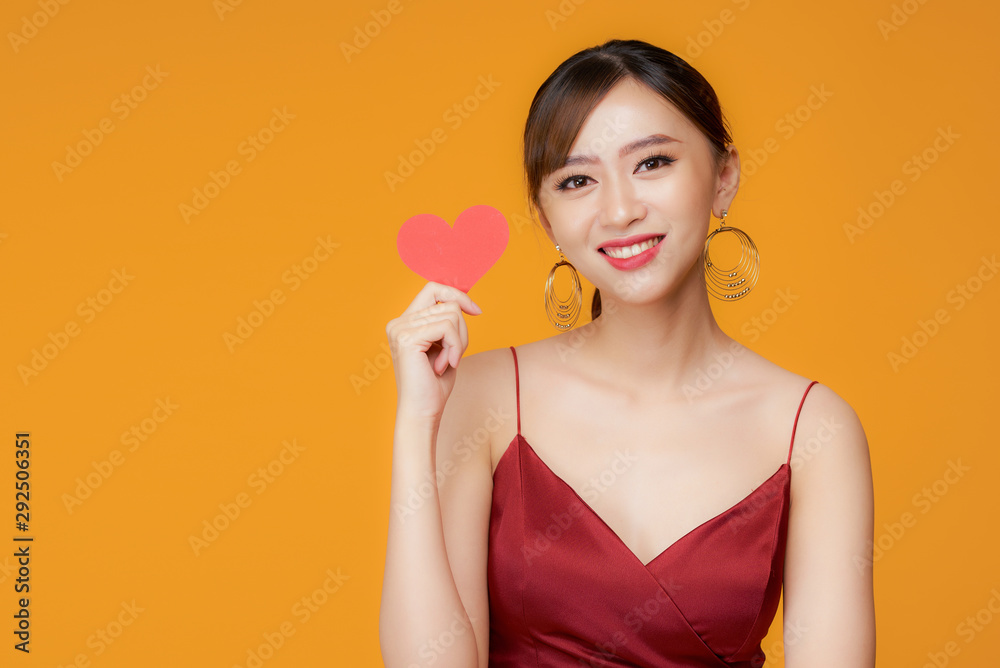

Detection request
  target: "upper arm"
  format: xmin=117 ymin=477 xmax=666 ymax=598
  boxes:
xmin=434 ymin=349 xmax=506 ymax=668
xmin=783 ymin=383 xmax=876 ymax=667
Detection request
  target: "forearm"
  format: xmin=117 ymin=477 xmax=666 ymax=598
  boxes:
xmin=379 ymin=414 xmax=479 ymax=668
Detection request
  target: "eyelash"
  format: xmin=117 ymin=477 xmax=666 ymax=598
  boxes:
xmin=553 ymin=152 xmax=677 ymax=191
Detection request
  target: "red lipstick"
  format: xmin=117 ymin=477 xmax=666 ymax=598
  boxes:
xmin=598 ymin=234 xmax=665 ymax=271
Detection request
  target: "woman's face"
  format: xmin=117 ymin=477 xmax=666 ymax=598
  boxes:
xmin=536 ymin=78 xmax=739 ymax=306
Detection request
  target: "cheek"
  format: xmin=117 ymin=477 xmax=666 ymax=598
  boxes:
xmin=541 ymin=213 xmax=581 ymax=256
xmin=646 ymin=183 xmax=712 ymax=244
xmin=648 ymin=169 xmax=712 ymax=208
xmin=549 ymin=200 xmax=593 ymax=237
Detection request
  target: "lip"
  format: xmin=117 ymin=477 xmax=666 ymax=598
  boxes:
xmin=599 ymin=234 xmax=665 ymax=271
xmin=598 ymin=233 xmax=664 ymax=249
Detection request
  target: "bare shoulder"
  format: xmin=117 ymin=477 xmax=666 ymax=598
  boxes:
xmin=788 ymin=376 xmax=872 ymax=498
xmin=749 ymin=344 xmax=871 ymax=475
xmin=792 ymin=381 xmax=868 ymax=455
xmin=736 ymin=345 xmax=874 ymax=533
xmin=722 ymin=343 xmax=868 ymax=476
xmin=735 ymin=344 xmax=862 ymax=431
xmin=456 ymin=345 xmax=516 ymax=383
xmin=732 ymin=343 xmax=814 ymax=404
xmin=447 ymin=346 xmax=516 ymax=421
xmin=438 ymin=346 xmax=519 ymax=473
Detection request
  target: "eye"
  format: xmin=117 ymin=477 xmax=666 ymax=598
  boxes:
xmin=554 ymin=174 xmax=594 ymax=191
xmin=635 ymin=154 xmax=676 ymax=173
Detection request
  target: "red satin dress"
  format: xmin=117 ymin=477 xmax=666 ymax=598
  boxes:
xmin=488 ymin=345 xmax=818 ymax=667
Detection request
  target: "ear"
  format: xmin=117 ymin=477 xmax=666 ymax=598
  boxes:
xmin=711 ymin=144 xmax=740 ymax=219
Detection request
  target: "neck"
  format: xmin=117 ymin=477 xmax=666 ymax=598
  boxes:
xmin=576 ymin=279 xmax=732 ymax=391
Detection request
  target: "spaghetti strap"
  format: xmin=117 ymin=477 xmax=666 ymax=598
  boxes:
xmin=509 ymin=346 xmax=521 ymax=435
xmin=788 ymin=380 xmax=819 ymax=465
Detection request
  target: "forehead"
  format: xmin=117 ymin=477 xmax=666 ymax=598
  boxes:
xmin=569 ymin=78 xmax=700 ymax=153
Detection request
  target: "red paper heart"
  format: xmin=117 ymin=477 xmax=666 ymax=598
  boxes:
xmin=396 ymin=205 xmax=509 ymax=292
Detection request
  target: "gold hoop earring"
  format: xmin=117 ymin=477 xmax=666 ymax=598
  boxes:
xmin=704 ymin=209 xmax=760 ymax=300
xmin=544 ymin=245 xmax=582 ymax=330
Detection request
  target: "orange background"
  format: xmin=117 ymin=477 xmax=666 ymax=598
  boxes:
xmin=2 ymin=0 xmax=998 ymax=665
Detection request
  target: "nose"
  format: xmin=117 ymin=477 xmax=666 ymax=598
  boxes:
xmin=597 ymin=173 xmax=645 ymax=230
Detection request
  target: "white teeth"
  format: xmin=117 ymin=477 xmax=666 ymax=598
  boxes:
xmin=602 ymin=236 xmax=663 ymax=259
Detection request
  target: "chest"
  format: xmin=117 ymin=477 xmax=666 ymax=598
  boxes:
xmin=492 ymin=401 xmax=787 ymax=566
xmin=487 ymin=432 xmax=789 ymax=665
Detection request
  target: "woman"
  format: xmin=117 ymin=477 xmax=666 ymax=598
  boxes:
xmin=380 ymin=39 xmax=875 ymax=667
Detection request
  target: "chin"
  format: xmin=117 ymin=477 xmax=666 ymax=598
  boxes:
xmin=603 ymin=273 xmax=703 ymax=308
xmin=602 ymin=283 xmax=672 ymax=307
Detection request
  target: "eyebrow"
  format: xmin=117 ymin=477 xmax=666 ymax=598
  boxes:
xmin=562 ymin=134 xmax=680 ymax=168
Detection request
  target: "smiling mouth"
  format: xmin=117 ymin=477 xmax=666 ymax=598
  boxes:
xmin=599 ymin=235 xmax=665 ymax=260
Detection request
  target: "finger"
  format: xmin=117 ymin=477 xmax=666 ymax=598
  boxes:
xmin=407 ymin=303 xmax=469 ymax=345
xmin=399 ymin=318 xmax=464 ymax=372
xmin=425 ymin=328 xmax=452 ymax=376
xmin=436 ymin=342 xmax=451 ymax=375
xmin=425 ymin=320 xmax=463 ymax=376
xmin=403 ymin=308 xmax=459 ymax=331
xmin=403 ymin=282 xmax=482 ymax=317
xmin=404 ymin=308 xmax=469 ymax=367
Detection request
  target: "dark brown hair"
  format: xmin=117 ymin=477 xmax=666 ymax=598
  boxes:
xmin=523 ymin=39 xmax=733 ymax=320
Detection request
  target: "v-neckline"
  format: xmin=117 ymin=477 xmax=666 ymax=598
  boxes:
xmin=493 ymin=434 xmax=789 ymax=569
